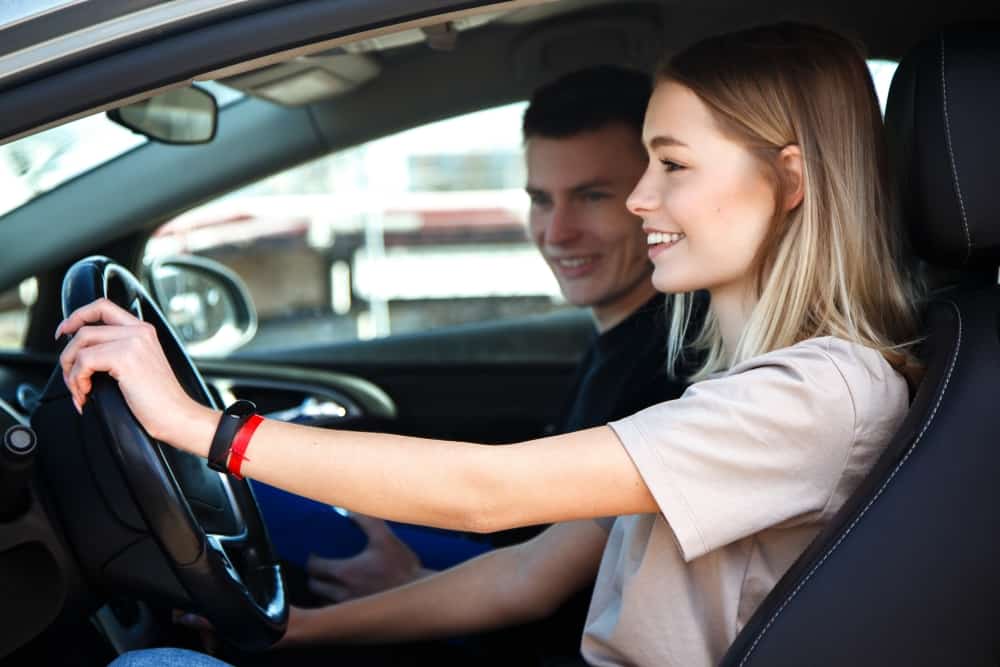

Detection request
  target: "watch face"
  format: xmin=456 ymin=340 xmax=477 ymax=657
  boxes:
xmin=228 ymin=400 xmax=256 ymax=417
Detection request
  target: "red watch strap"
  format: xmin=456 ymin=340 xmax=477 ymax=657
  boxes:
xmin=227 ymin=414 xmax=263 ymax=480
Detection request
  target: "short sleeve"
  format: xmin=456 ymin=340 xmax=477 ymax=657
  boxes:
xmin=608 ymin=340 xmax=857 ymax=562
xmin=592 ymin=516 xmax=616 ymax=532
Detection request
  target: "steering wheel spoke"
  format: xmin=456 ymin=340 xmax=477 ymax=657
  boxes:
xmin=205 ymin=533 xmax=244 ymax=585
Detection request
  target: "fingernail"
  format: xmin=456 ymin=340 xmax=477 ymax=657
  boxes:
xmin=72 ymin=396 xmax=82 ymax=415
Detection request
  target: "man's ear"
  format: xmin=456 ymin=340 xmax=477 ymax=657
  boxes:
xmin=778 ymin=144 xmax=804 ymax=212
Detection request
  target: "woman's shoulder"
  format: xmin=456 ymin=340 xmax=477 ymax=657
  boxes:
xmin=727 ymin=336 xmax=908 ymax=426
xmin=731 ymin=336 xmax=898 ymax=378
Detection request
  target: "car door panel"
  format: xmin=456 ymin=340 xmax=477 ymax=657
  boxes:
xmin=211 ymin=312 xmax=593 ymax=444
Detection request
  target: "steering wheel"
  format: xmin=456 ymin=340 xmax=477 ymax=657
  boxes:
xmin=55 ymin=256 xmax=287 ymax=650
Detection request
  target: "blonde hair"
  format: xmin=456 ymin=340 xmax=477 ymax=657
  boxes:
xmin=660 ymin=23 xmax=922 ymax=383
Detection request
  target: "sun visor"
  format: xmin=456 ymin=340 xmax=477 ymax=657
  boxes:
xmin=221 ymin=53 xmax=381 ymax=106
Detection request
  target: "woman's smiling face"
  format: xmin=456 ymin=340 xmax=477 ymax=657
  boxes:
xmin=627 ymin=81 xmax=779 ymax=302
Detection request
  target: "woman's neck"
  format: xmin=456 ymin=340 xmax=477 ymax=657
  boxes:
xmin=710 ymin=282 xmax=756 ymax=365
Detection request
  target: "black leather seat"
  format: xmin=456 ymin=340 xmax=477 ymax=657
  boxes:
xmin=721 ymin=24 xmax=1000 ymax=666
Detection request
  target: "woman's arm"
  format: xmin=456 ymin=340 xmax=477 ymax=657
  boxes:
xmin=57 ymin=299 xmax=657 ymax=531
xmin=283 ymin=520 xmax=608 ymax=645
xmin=187 ymin=413 xmax=653 ymax=532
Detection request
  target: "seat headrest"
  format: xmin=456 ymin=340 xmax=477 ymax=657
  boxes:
xmin=886 ymin=23 xmax=1000 ymax=269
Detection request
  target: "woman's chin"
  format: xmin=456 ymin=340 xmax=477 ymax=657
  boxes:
xmin=651 ymin=271 xmax=701 ymax=295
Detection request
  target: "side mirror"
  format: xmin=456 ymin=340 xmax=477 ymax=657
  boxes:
xmin=107 ymin=86 xmax=218 ymax=145
xmin=145 ymin=255 xmax=256 ymax=357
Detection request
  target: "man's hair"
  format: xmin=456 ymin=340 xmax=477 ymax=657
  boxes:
xmin=522 ymin=65 xmax=652 ymax=140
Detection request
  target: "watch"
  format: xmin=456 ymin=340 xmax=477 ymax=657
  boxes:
xmin=207 ymin=399 xmax=257 ymax=473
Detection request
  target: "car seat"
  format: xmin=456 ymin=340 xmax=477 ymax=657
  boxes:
xmin=721 ymin=23 xmax=1000 ymax=666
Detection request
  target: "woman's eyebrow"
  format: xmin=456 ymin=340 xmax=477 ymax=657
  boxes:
xmin=648 ymin=135 xmax=689 ymax=149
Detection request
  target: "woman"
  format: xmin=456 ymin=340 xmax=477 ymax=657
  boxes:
xmin=73 ymin=22 xmax=919 ymax=667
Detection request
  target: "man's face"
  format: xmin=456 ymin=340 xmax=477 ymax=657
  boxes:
xmin=526 ymin=123 xmax=654 ymax=331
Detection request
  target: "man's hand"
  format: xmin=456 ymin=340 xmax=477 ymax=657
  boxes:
xmin=305 ymin=514 xmax=430 ymax=602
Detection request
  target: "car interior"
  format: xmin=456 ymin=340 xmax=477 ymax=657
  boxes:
xmin=1 ymin=1 xmax=999 ymax=665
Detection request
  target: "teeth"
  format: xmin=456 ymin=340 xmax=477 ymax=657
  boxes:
xmin=558 ymin=257 xmax=591 ymax=268
xmin=647 ymin=232 xmax=685 ymax=245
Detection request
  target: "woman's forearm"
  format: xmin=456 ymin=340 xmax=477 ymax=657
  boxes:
xmin=173 ymin=406 xmax=502 ymax=531
xmin=283 ymin=543 xmax=543 ymax=646
xmin=172 ymin=404 xmax=655 ymax=532
xmin=283 ymin=520 xmax=607 ymax=647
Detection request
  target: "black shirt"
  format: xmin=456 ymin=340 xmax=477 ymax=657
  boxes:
xmin=552 ymin=294 xmax=690 ymax=434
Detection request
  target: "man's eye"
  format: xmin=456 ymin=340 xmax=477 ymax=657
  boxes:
xmin=582 ymin=191 xmax=610 ymax=202
xmin=660 ymin=160 xmax=684 ymax=172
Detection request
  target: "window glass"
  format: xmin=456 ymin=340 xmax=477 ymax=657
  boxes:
xmin=144 ymin=102 xmax=569 ymax=352
xmin=0 ymin=278 xmax=36 ymax=350
xmin=867 ymin=59 xmax=899 ymax=115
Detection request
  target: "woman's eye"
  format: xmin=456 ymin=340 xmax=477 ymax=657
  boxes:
xmin=660 ymin=159 xmax=683 ymax=172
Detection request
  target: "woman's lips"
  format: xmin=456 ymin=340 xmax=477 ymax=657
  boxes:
xmin=646 ymin=231 xmax=685 ymax=260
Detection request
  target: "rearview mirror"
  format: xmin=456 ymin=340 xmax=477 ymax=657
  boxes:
xmin=107 ymin=86 xmax=218 ymax=145
xmin=145 ymin=255 xmax=256 ymax=357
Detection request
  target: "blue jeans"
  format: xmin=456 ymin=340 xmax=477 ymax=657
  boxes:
xmin=250 ymin=481 xmax=491 ymax=569
xmin=110 ymin=648 xmax=230 ymax=666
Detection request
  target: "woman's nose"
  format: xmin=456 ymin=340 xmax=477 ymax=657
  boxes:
xmin=626 ymin=167 xmax=660 ymax=216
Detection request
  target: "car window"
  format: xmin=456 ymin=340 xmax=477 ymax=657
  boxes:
xmin=143 ymin=102 xmax=569 ymax=352
xmin=0 ymin=277 xmax=36 ymax=350
xmin=868 ymin=59 xmax=899 ymax=114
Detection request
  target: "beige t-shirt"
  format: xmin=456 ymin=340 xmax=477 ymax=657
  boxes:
xmin=581 ymin=336 xmax=908 ymax=667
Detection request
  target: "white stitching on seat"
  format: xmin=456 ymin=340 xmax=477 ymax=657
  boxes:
xmin=940 ymin=35 xmax=973 ymax=265
xmin=737 ymin=301 xmax=963 ymax=666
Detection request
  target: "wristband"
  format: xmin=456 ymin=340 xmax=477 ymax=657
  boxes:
xmin=227 ymin=414 xmax=263 ymax=480
xmin=207 ymin=400 xmax=257 ymax=473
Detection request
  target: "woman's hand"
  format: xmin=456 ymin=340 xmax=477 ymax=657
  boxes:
xmin=271 ymin=605 xmax=321 ymax=648
xmin=56 ymin=298 xmax=218 ymax=455
xmin=175 ymin=606 xmax=314 ymax=650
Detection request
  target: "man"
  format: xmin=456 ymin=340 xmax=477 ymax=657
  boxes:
xmin=298 ymin=65 xmax=700 ymax=615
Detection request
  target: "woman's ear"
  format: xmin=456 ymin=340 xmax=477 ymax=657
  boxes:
xmin=778 ymin=144 xmax=804 ymax=212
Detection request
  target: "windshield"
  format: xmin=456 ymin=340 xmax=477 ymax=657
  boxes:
xmin=0 ymin=81 xmax=243 ymax=218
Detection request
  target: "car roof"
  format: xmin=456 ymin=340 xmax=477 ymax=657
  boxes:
xmin=0 ymin=1 xmax=285 ymax=89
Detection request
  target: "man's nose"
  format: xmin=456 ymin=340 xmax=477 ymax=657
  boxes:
xmin=544 ymin=203 xmax=581 ymax=245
